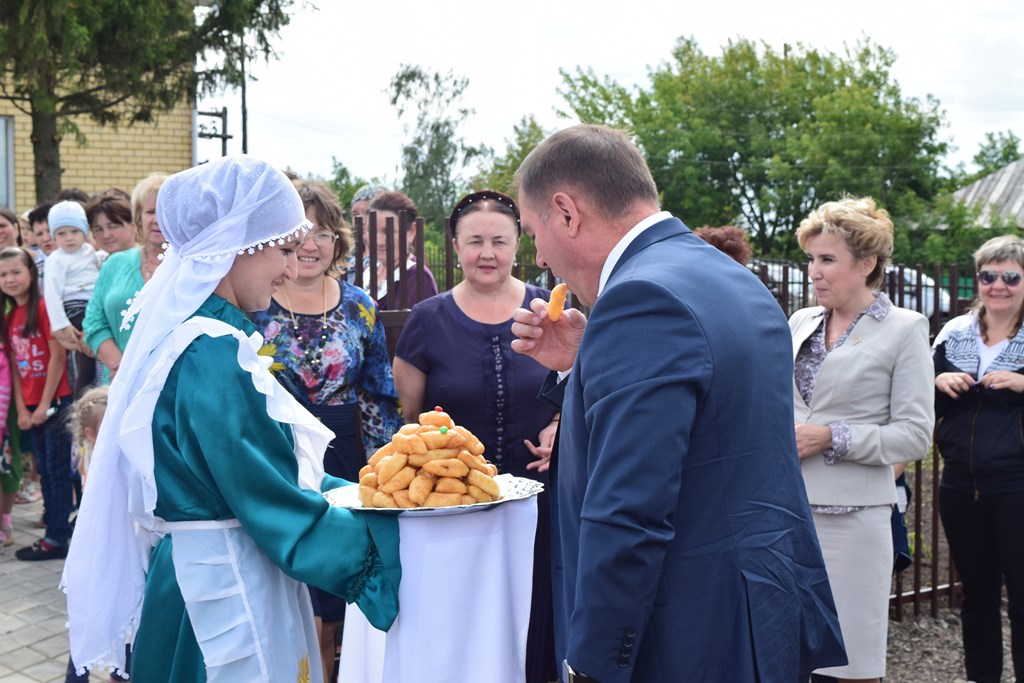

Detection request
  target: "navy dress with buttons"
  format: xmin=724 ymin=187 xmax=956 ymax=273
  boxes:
xmin=395 ymin=286 xmax=557 ymax=683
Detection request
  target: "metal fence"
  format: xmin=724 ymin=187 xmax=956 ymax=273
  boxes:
xmin=355 ymin=213 xmax=963 ymax=618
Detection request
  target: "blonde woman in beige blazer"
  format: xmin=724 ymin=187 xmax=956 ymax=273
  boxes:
xmin=788 ymin=197 xmax=934 ymax=683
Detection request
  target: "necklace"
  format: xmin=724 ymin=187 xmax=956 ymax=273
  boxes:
xmin=280 ymin=278 xmax=330 ymax=368
xmin=140 ymin=245 xmax=161 ymax=282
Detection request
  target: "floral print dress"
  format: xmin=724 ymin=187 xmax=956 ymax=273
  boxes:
xmin=250 ymin=278 xmax=402 ymax=464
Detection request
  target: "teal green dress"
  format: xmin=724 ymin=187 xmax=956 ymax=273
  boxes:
xmin=83 ymin=248 xmax=144 ymax=384
xmin=131 ymin=295 xmax=400 ymax=683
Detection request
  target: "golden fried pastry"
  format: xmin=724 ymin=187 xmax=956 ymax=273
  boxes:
xmin=548 ymin=282 xmax=569 ymax=321
xmin=408 ymin=448 xmax=462 ymax=468
xmin=359 ymin=485 xmax=377 ymax=508
xmin=466 ymin=485 xmax=494 ymax=504
xmin=423 ymin=492 xmax=463 ymax=508
xmin=422 ymin=458 xmax=470 ymax=479
xmin=452 ymin=426 xmax=485 ymax=456
xmin=380 ymin=466 xmax=417 ymax=494
xmin=457 ymin=450 xmax=490 ymax=474
xmin=408 ymin=474 xmax=435 ymax=505
xmin=392 ymin=433 xmax=428 ymax=455
xmin=358 ymin=406 xmax=504 ymax=509
xmin=419 ymin=407 xmax=455 ymax=428
xmin=376 ymin=452 xmax=409 ymax=485
xmin=467 ymin=469 xmax=501 ymax=498
xmin=435 ymin=477 xmax=468 ymax=494
xmin=371 ymin=490 xmax=397 ymax=508
xmin=368 ymin=442 xmax=395 ymax=467
xmin=392 ymin=489 xmax=418 ymax=509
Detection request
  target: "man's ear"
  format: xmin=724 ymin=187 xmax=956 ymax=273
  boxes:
xmin=552 ymin=192 xmax=582 ymax=238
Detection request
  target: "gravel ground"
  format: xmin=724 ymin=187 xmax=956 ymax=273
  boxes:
xmin=886 ymin=604 xmax=1015 ymax=682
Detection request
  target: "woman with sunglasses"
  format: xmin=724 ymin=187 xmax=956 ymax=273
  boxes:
xmin=789 ymin=196 xmax=934 ymax=683
xmin=249 ymin=179 xmax=402 ymax=683
xmin=933 ymin=235 xmax=1024 ymax=683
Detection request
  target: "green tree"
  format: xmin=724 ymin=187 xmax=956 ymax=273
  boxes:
xmin=0 ymin=0 xmax=294 ymax=203
xmin=469 ymin=115 xmax=549 ymax=197
xmin=326 ymin=157 xmax=369 ymax=212
xmin=468 ymin=115 xmax=552 ymax=284
xmin=387 ymin=64 xmax=490 ymax=236
xmin=559 ymin=37 xmax=948 ymax=257
xmin=971 ymin=130 xmax=1021 ymax=178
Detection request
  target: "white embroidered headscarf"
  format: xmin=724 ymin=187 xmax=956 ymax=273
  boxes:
xmin=61 ymin=156 xmax=314 ymax=673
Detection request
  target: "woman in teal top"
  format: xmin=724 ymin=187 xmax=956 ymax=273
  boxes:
xmin=62 ymin=156 xmax=401 ymax=683
xmin=83 ymin=178 xmax=167 ymax=382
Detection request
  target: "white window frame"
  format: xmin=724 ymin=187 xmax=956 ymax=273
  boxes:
xmin=0 ymin=116 xmax=13 ymax=210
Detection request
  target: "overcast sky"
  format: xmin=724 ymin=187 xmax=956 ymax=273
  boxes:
xmin=196 ymin=0 xmax=1024 ymax=187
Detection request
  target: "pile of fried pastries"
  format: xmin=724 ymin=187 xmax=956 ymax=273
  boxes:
xmin=359 ymin=407 xmax=503 ymax=508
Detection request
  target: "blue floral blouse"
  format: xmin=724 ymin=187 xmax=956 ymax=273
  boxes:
xmin=249 ymin=279 xmax=402 ymax=455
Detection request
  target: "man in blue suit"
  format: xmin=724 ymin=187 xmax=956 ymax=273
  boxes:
xmin=511 ymin=124 xmax=846 ymax=682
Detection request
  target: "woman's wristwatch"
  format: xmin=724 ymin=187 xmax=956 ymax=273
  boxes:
xmin=563 ymin=660 xmax=600 ymax=682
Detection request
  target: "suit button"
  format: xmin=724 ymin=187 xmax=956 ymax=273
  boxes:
xmin=625 ymin=627 xmax=636 ymax=638
xmin=623 ymin=638 xmax=633 ymax=648
xmin=618 ymin=657 xmax=629 ymax=668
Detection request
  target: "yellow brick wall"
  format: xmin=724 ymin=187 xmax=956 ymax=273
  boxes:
xmin=0 ymin=97 xmax=194 ymax=213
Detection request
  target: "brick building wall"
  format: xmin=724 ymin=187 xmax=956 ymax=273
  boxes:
xmin=0 ymin=96 xmax=194 ymax=213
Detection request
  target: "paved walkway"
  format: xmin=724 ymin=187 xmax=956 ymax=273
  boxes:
xmin=0 ymin=498 xmax=105 ymax=683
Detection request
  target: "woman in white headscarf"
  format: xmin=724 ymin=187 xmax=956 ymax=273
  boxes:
xmin=61 ymin=156 xmax=401 ymax=683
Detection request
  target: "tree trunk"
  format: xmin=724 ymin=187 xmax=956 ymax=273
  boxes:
xmin=30 ymin=104 xmax=62 ymax=205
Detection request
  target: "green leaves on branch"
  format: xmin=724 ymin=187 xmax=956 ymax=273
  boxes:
xmin=559 ymin=37 xmax=949 ymax=258
xmin=0 ymin=0 xmax=294 ymax=202
xmin=388 ymin=64 xmax=491 ymax=235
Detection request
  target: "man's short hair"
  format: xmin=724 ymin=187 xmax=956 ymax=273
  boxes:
xmin=27 ymin=203 xmax=52 ymax=227
xmin=514 ymin=124 xmax=659 ymax=218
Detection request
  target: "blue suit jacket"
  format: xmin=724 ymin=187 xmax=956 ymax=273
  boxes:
xmin=551 ymin=217 xmax=846 ymax=682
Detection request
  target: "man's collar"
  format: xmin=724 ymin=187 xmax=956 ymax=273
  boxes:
xmin=597 ymin=211 xmax=672 ymax=297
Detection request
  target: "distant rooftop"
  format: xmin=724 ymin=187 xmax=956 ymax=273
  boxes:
xmin=953 ymin=157 xmax=1024 ymax=228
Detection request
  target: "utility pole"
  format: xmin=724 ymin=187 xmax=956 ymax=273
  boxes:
xmin=197 ymin=108 xmax=233 ymax=158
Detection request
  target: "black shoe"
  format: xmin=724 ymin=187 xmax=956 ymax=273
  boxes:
xmin=15 ymin=540 xmax=69 ymax=561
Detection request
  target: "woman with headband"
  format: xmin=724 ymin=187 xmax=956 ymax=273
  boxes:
xmin=393 ymin=190 xmax=559 ymax=682
xmin=62 ymin=156 xmax=401 ymax=683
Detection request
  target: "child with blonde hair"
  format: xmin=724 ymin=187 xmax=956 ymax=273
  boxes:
xmin=68 ymin=386 xmax=107 ymax=482
xmin=64 ymin=385 xmax=127 ymax=683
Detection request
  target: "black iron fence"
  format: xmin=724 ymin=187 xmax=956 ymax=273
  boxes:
xmin=354 ymin=213 xmax=964 ymax=618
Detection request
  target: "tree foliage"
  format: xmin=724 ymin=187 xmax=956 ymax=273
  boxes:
xmin=0 ymin=0 xmax=294 ymax=203
xmin=559 ymin=37 xmax=949 ymax=258
xmin=326 ymin=157 xmax=369 ymax=213
xmin=469 ymin=115 xmax=549 ymax=197
xmin=971 ymin=130 xmax=1021 ymax=179
xmin=388 ymin=64 xmax=489 ymax=235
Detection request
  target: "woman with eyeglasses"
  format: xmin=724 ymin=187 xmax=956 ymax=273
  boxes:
xmin=248 ymin=179 xmax=401 ymax=683
xmin=788 ymin=196 xmax=934 ymax=683
xmin=933 ymin=234 xmax=1024 ymax=683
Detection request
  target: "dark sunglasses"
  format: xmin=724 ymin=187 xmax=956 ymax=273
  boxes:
xmin=978 ymin=269 xmax=1023 ymax=287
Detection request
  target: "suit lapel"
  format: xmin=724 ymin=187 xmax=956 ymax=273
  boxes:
xmin=791 ymin=308 xmax=826 ymax=361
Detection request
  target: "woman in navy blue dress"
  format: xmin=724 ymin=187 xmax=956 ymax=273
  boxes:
xmin=393 ymin=190 xmax=559 ymax=682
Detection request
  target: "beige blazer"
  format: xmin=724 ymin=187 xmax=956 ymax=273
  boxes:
xmin=789 ymin=305 xmax=935 ymax=506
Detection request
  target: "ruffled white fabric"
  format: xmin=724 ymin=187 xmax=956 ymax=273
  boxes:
xmin=171 ymin=524 xmax=322 ymax=683
xmin=61 ymin=156 xmax=318 ymax=675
